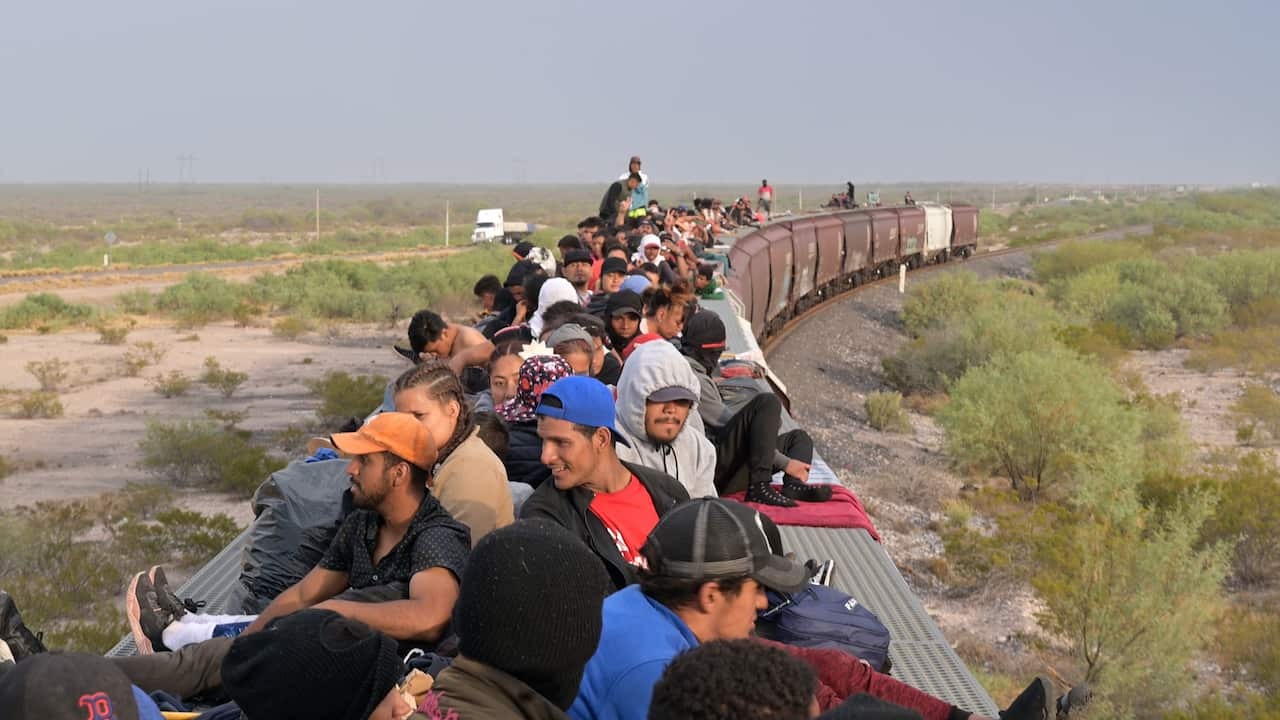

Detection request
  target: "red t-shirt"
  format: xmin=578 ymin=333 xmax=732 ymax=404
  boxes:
xmin=589 ymin=476 xmax=660 ymax=569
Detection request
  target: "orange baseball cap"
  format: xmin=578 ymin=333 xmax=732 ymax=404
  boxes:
xmin=331 ymin=412 xmax=438 ymax=471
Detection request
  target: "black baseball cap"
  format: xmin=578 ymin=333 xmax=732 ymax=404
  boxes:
xmin=0 ymin=652 xmax=145 ymax=720
xmin=641 ymin=498 xmax=808 ymax=593
xmin=564 ymin=248 xmax=593 ymax=266
xmin=606 ymin=290 xmax=643 ymax=318
xmin=601 ymin=257 xmax=628 ymax=277
xmin=683 ymin=310 xmax=727 ymax=351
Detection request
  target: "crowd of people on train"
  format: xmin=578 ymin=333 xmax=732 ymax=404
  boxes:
xmin=0 ymin=155 xmax=1083 ymax=720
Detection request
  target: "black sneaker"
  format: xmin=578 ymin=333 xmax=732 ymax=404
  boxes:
xmin=0 ymin=591 xmax=46 ymax=660
xmin=126 ymin=571 xmax=175 ymax=655
xmin=1001 ymin=676 xmax=1055 ymax=720
xmin=805 ymin=559 xmax=835 ymax=586
xmin=149 ymin=566 xmax=203 ymax=620
xmin=746 ymin=482 xmax=798 ymax=508
xmin=1057 ymin=684 xmax=1091 ymax=718
xmin=782 ymin=476 xmax=834 ymax=503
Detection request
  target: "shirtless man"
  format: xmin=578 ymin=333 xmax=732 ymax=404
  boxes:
xmin=408 ymin=309 xmax=495 ymax=377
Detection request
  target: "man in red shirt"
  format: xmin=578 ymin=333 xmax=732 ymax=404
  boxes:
xmin=520 ymin=375 xmax=690 ymax=589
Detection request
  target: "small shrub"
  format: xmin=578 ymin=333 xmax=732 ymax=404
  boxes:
xmin=0 ymin=454 xmax=12 ymax=480
xmin=150 ymin=371 xmax=192 ymax=398
xmin=116 ymin=288 xmax=153 ymax=315
xmin=306 ymin=370 xmax=387 ymax=427
xmin=232 ymin=302 xmax=261 ymax=328
xmin=1217 ymin=607 xmax=1280 ymax=698
xmin=1201 ymin=452 xmax=1280 ymax=586
xmin=1232 ymin=384 xmax=1280 ymax=444
xmin=0 ymin=333 xmax=8 ymax=344
xmin=200 ymin=356 xmax=249 ymax=398
xmin=203 ymin=408 xmax=248 ymax=429
xmin=138 ymin=418 xmax=286 ymax=496
xmin=865 ymin=391 xmax=911 ymax=433
xmin=154 ymin=272 xmax=241 ymax=327
xmin=900 ymin=272 xmax=991 ymax=338
xmin=17 ymin=392 xmax=64 ymax=419
xmin=271 ymin=315 xmax=313 ymax=340
xmin=121 ymin=341 xmax=166 ymax=377
xmin=0 ymin=292 xmax=96 ymax=330
xmin=25 ymin=358 xmax=70 ymax=391
xmin=95 ymin=319 xmax=135 ymax=345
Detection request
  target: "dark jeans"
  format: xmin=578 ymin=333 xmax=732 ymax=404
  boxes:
xmin=713 ymin=393 xmax=814 ymax=495
xmin=114 ymin=583 xmax=410 ymax=698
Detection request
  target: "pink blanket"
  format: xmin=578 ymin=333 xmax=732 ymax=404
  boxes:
xmin=723 ymin=485 xmax=880 ymax=542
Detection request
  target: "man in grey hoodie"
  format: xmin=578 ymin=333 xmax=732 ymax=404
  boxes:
xmin=614 ymin=341 xmax=719 ymax=499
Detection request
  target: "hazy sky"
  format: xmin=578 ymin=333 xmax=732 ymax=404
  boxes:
xmin=2 ymin=1 xmax=1276 ymax=185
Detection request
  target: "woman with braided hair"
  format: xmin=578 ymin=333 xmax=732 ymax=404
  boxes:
xmin=393 ymin=359 xmax=514 ymax=546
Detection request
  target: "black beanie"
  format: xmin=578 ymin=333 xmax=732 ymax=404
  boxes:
xmin=221 ymin=609 xmax=402 ymax=720
xmin=455 ymin=520 xmax=611 ymax=710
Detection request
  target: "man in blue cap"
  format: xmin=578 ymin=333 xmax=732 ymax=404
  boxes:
xmin=520 ymin=376 xmax=690 ymax=590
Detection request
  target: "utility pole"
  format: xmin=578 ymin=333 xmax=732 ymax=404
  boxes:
xmin=445 ymin=201 xmax=450 ymax=247
xmin=315 ymin=189 xmax=320 ymax=240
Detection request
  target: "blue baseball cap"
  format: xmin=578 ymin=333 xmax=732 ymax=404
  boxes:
xmin=536 ymin=376 xmax=631 ymax=447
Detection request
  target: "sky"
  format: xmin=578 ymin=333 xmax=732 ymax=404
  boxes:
xmin=1 ymin=0 xmax=1276 ymax=185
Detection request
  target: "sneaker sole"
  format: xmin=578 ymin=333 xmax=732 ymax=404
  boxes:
xmin=125 ymin=572 xmax=155 ymax=655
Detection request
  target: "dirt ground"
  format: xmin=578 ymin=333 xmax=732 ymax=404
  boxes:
xmin=0 ymin=322 xmax=408 ymax=524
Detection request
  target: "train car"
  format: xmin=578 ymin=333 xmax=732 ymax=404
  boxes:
xmin=762 ymin=224 xmax=795 ymax=334
xmin=788 ymin=218 xmax=820 ymax=313
xmin=949 ymin=203 xmax=979 ymax=257
xmin=812 ymin=215 xmax=845 ymax=293
xmin=919 ymin=202 xmax=954 ymax=263
xmin=728 ymin=230 xmax=773 ymax=338
xmin=839 ymin=210 xmax=873 ymax=284
xmin=896 ymin=205 xmax=926 ymax=268
xmin=865 ymin=209 xmax=900 ymax=275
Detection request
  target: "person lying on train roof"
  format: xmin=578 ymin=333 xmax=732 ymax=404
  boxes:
xmin=681 ymin=310 xmax=829 ymax=507
xmin=113 ymin=412 xmax=470 ymax=701
xmin=570 ymin=497 xmax=1086 ymax=720
xmin=612 ymin=339 xmax=718 ymax=499
xmin=519 ymin=375 xmax=690 ymax=591
xmin=407 ymin=309 xmax=494 ymax=379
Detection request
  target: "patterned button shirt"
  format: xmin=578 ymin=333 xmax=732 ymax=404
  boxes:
xmin=319 ymin=492 xmax=470 ymax=589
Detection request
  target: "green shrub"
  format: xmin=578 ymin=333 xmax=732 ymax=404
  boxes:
xmin=16 ymin=392 xmax=64 ymax=419
xmin=1031 ymin=239 xmax=1146 ymax=286
xmin=0 ymin=293 xmax=96 ymax=329
xmin=1186 ymin=326 xmax=1280 ymax=375
xmin=0 ymin=486 xmax=241 ymax=652
xmin=271 ymin=315 xmax=313 ymax=340
xmin=0 ymin=454 xmax=12 ymax=480
xmin=900 ymin=272 xmax=991 ymax=338
xmin=95 ymin=319 xmax=135 ymax=345
xmin=121 ymin=341 xmax=166 ymax=377
xmin=1032 ymin=483 xmax=1229 ymax=716
xmin=200 ymin=357 xmax=249 ymax=398
xmin=25 ymin=358 xmax=70 ymax=391
xmin=154 ymin=272 xmax=242 ymax=326
xmin=138 ymin=418 xmax=285 ymax=496
xmin=150 ymin=370 xmax=192 ymax=398
xmin=1232 ymin=384 xmax=1280 ymax=444
xmin=884 ymin=289 xmax=1063 ymax=394
xmin=232 ymin=301 xmax=261 ymax=328
xmin=1218 ymin=606 xmax=1280 ymax=699
xmin=1102 ymin=284 xmax=1177 ymax=348
xmin=306 ymin=370 xmax=387 ymax=427
xmin=864 ymin=391 xmax=911 ymax=433
xmin=1200 ymin=452 xmax=1280 ymax=586
xmin=937 ymin=347 xmax=1138 ymax=500
xmin=116 ymin=288 xmax=154 ymax=315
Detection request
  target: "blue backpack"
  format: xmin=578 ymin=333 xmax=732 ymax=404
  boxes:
xmin=759 ymin=585 xmax=892 ymax=672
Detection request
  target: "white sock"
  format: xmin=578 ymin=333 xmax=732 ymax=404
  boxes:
xmin=160 ymin=615 xmax=257 ymax=649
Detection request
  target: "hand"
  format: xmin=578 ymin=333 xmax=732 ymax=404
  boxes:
xmin=514 ymin=300 xmax=529 ymax=323
xmin=620 ymin=198 xmax=632 ymax=212
xmin=784 ymin=459 xmax=811 ymax=483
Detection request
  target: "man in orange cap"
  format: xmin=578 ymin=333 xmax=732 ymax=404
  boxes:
xmin=116 ymin=412 xmax=471 ymax=699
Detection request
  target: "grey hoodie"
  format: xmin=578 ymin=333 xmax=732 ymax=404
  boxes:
xmin=614 ymin=341 xmax=718 ymax=498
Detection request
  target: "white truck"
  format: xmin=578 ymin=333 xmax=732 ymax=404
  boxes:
xmin=470 ymin=208 xmax=539 ymax=244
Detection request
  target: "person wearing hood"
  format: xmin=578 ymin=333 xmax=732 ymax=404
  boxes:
xmin=499 ymin=354 xmax=575 ymax=489
xmin=612 ymin=340 xmax=718 ymax=499
xmin=602 ymin=290 xmax=644 ymax=356
xmin=680 ymin=311 xmax=828 ymax=507
xmin=530 ymin=277 xmax=582 ymax=339
xmin=631 ymin=234 xmax=663 ymax=267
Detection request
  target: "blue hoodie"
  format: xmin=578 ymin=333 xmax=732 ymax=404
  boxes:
xmin=568 ymin=585 xmax=699 ymax=720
